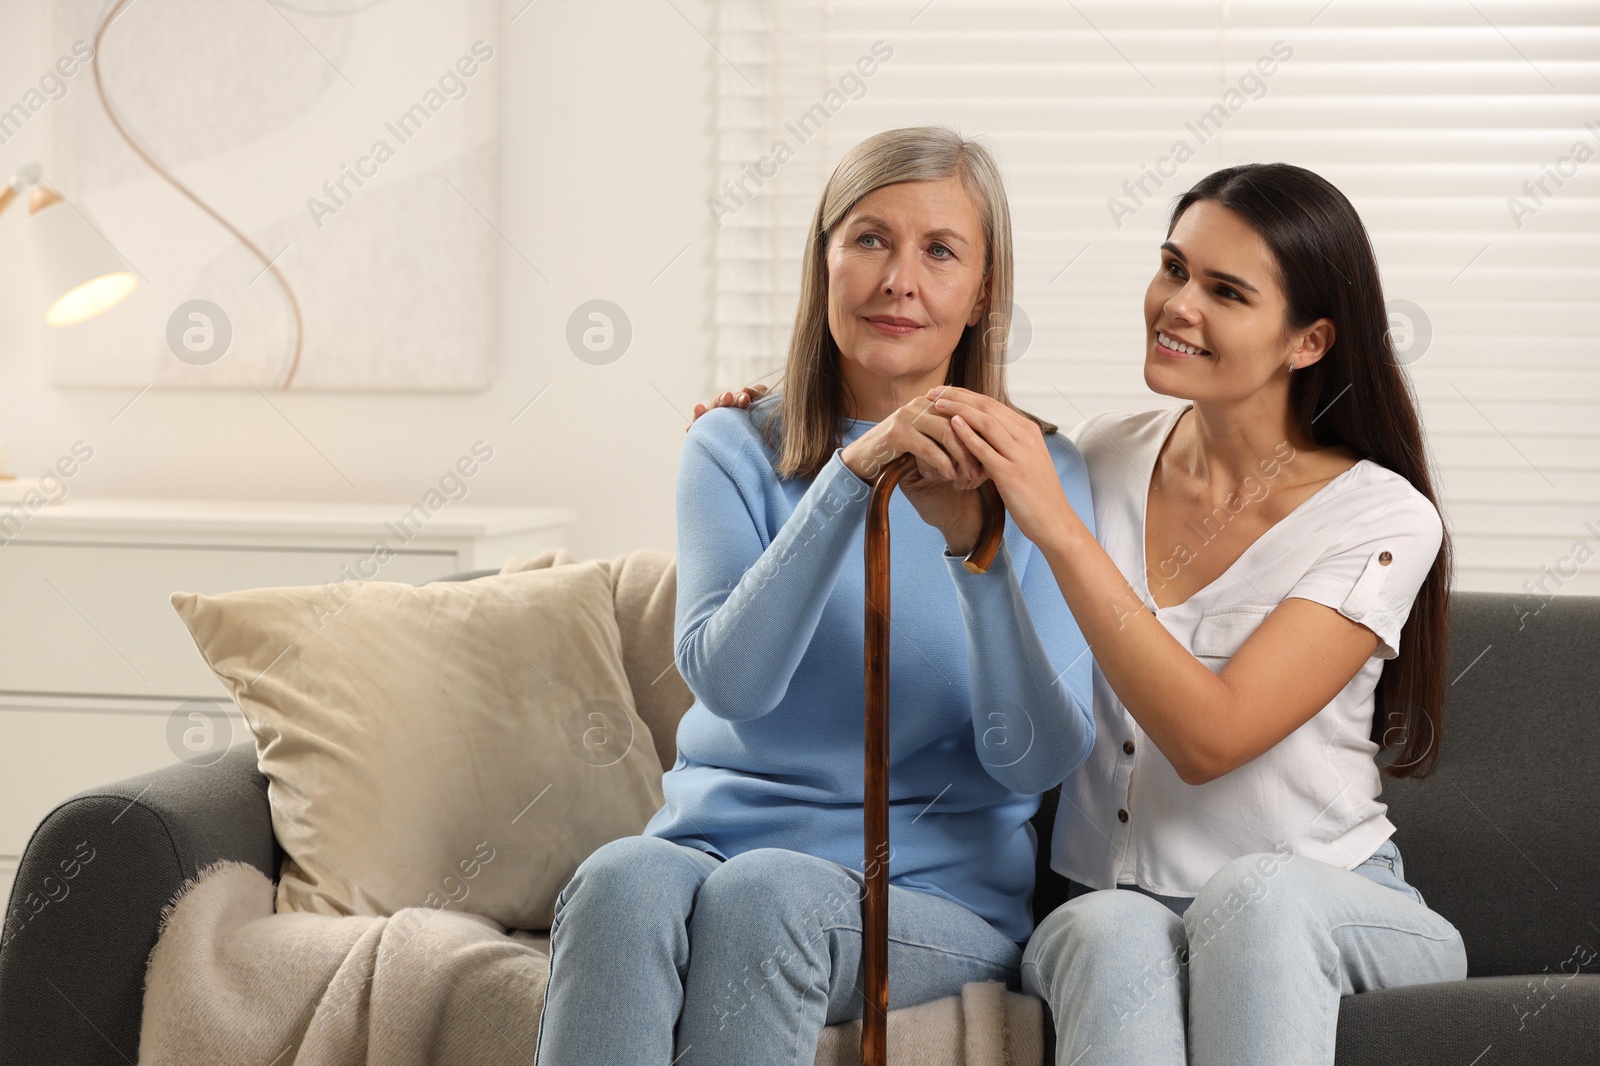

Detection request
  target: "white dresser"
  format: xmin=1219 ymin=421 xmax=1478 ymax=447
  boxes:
xmin=0 ymin=497 xmax=575 ymax=906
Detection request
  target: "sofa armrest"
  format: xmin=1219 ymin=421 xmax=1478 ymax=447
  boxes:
xmin=0 ymin=742 xmax=275 ymax=1066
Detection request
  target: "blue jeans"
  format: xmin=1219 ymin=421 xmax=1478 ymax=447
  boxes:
xmin=1021 ymin=839 xmax=1469 ymax=1065
xmin=533 ymin=835 xmax=1023 ymax=1065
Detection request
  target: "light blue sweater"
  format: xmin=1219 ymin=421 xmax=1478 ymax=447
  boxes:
xmin=642 ymin=398 xmax=1096 ymax=942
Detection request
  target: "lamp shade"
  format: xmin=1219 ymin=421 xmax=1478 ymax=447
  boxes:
xmin=24 ymin=190 xmax=138 ymax=326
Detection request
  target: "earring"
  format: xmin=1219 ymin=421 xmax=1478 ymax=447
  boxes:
xmin=1288 ymin=358 xmax=1296 ymax=371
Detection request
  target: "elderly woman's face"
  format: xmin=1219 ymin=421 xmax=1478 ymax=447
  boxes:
xmin=826 ymin=177 xmax=989 ymax=407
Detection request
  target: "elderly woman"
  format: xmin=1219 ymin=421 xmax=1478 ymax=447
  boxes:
xmin=706 ymin=163 xmax=1469 ymax=1065
xmin=533 ymin=127 xmax=1097 ymax=1065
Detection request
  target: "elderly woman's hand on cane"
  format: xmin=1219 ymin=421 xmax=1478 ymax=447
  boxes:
xmin=690 ymin=385 xmax=995 ymax=555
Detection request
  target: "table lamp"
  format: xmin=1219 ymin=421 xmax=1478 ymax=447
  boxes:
xmin=1 ymin=162 xmax=139 ymax=326
xmin=0 ymin=162 xmax=138 ymax=488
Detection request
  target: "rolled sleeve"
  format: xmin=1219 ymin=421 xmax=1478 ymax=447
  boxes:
xmin=1283 ymin=496 xmax=1444 ymax=659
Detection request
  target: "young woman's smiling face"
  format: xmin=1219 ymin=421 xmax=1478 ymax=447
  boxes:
xmin=826 ymin=176 xmax=990 ymax=420
xmin=1143 ymin=199 xmax=1329 ymax=400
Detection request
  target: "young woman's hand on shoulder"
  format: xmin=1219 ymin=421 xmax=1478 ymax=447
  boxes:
xmin=688 ymin=384 xmax=770 ymax=430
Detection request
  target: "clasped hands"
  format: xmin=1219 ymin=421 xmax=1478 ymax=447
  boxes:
xmin=693 ymin=384 xmax=1070 ymax=556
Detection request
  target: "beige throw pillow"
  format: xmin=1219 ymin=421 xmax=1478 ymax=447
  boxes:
xmin=500 ymin=548 xmax=695 ymax=773
xmin=170 ymin=561 xmax=664 ymax=931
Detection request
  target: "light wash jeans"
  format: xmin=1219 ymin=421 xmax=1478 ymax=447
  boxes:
xmin=1021 ymin=838 xmax=1469 ymax=1066
xmin=533 ymin=834 xmax=1024 ymax=1066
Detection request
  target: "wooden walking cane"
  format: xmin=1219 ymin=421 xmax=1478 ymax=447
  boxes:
xmin=862 ymin=452 xmax=1006 ymax=1066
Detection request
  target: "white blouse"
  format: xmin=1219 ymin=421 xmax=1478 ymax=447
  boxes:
xmin=1055 ymin=403 xmax=1445 ymax=897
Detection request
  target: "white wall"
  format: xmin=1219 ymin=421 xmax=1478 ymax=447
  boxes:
xmin=0 ymin=0 xmax=719 ymax=560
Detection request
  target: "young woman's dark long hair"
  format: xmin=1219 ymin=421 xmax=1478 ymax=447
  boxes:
xmin=1169 ymin=163 xmax=1450 ymax=778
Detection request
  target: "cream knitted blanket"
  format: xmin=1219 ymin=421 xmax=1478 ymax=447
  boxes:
xmin=138 ymin=860 xmax=1044 ymax=1065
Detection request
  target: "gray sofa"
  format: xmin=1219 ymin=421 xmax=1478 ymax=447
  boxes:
xmin=2 ymin=581 xmax=1595 ymax=1064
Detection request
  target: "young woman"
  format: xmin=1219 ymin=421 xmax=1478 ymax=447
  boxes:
xmin=705 ymin=163 xmax=1469 ymax=1065
xmin=534 ymin=127 xmax=1098 ymax=1065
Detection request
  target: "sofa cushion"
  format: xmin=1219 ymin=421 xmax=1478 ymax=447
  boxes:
xmin=170 ymin=561 xmax=665 ymax=930
xmin=1334 ymin=975 xmax=1600 ymax=1065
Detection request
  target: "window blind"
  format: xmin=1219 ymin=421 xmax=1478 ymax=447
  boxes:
xmin=711 ymin=0 xmax=1600 ymax=595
